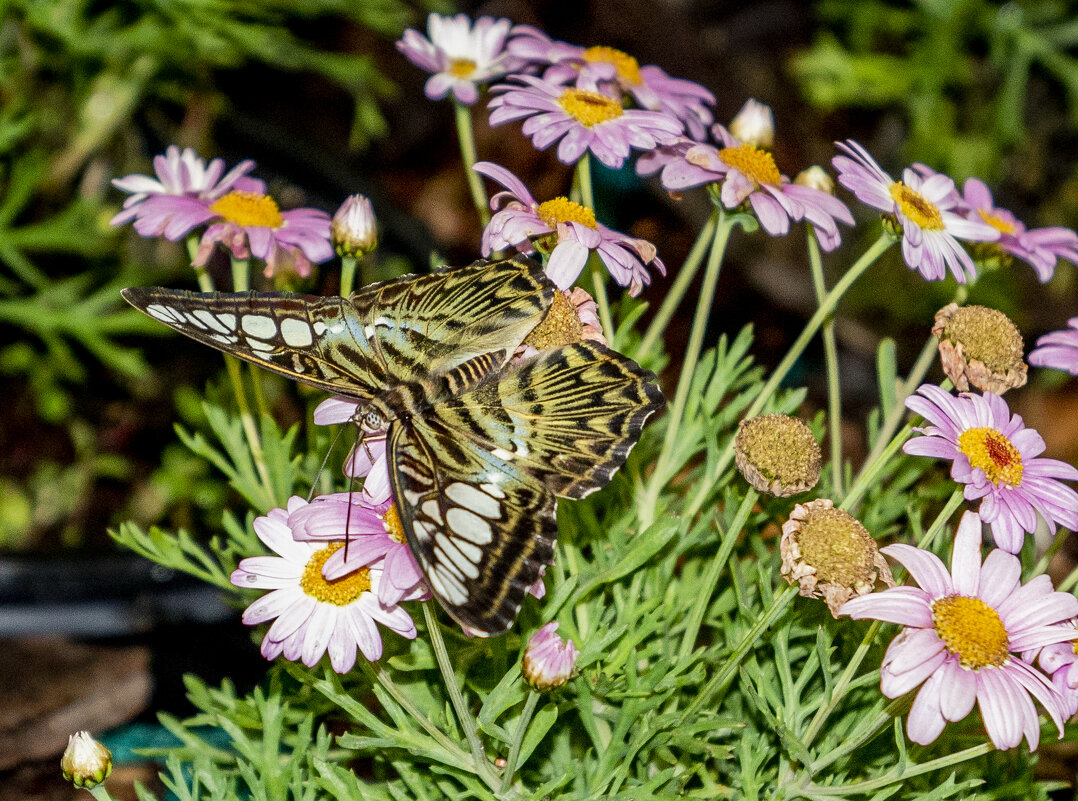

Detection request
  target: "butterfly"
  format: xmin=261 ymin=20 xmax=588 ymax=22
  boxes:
xmin=122 ymin=256 xmax=663 ymax=636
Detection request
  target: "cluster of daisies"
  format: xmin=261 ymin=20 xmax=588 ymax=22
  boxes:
xmin=110 ymin=11 xmax=1078 ymax=740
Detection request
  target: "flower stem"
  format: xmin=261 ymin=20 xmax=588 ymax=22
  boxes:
xmin=637 ymin=211 xmax=718 ymax=360
xmin=678 ymin=489 xmax=757 ymax=660
xmin=681 ymin=234 xmax=892 ymax=523
xmin=340 ymin=255 xmax=358 ymax=297
xmin=89 ymin=783 xmax=118 ymax=801
xmin=574 ymin=155 xmax=615 ymax=339
xmin=455 ymin=100 xmax=490 ymax=227
xmin=806 ymin=227 xmax=843 ymax=494
xmin=642 ymin=210 xmax=733 ymax=526
xmin=804 ymin=742 xmax=994 ymax=796
xmin=422 ymin=604 xmax=500 ymax=790
xmin=685 ymin=584 xmax=796 ymax=717
xmin=499 ymin=690 xmax=540 ymax=793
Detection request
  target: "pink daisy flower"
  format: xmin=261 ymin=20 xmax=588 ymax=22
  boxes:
xmin=288 ymin=492 xmax=428 ymax=607
xmin=832 ymin=141 xmax=999 ymax=282
xmin=840 ymin=511 xmax=1078 ymax=750
xmin=1037 ymin=623 xmax=1078 ymax=718
xmin=475 ymin=161 xmax=664 ymax=295
xmin=1029 ymin=317 xmax=1078 ymax=376
xmin=650 ymin=127 xmax=854 ymax=252
xmin=110 ymin=146 xmax=262 ymax=237
xmin=959 ymin=178 xmax=1078 ymax=282
xmin=396 ymin=13 xmax=522 ymax=105
xmin=903 ymin=384 xmax=1078 ymax=553
xmin=487 ymin=74 xmax=682 ymax=170
xmin=230 ymin=496 xmax=417 ymax=672
xmin=506 ymin=28 xmax=715 ymax=139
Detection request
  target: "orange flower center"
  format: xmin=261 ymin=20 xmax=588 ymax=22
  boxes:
xmin=582 ymin=46 xmax=642 ymax=85
xmin=448 ymin=58 xmax=477 ymax=78
xmin=957 ymin=426 xmax=1024 ymax=486
xmin=889 ymin=182 xmax=944 ymax=231
xmin=931 ymin=595 xmax=1009 ymax=669
xmin=300 ymin=544 xmax=371 ymax=605
xmin=718 ymin=144 xmax=782 ymax=186
xmin=558 ymin=88 xmax=623 ymax=127
xmin=537 ymin=196 xmax=598 ymax=229
xmin=382 ymin=504 xmax=407 ymax=545
xmin=977 ymin=208 xmax=1018 ymax=236
xmin=210 ymin=190 xmax=284 ymax=228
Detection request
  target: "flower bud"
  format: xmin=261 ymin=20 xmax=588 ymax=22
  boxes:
xmin=735 ymin=414 xmax=821 ymax=497
xmin=61 ymin=731 xmax=112 ymax=789
xmin=729 ymin=99 xmax=774 ymax=149
xmin=331 ymin=194 xmax=378 ymax=258
xmin=932 ymin=303 xmax=1027 ymax=395
xmin=522 ymin=622 xmax=577 ymax=691
xmin=795 ymin=166 xmax=834 ymax=194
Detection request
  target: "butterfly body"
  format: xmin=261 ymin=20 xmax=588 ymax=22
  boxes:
xmin=123 ymin=256 xmax=663 ymax=636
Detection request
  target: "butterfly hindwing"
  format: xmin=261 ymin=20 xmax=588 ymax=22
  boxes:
xmin=439 ymin=341 xmax=665 ymax=499
xmin=387 ymin=413 xmax=557 ymax=637
xmin=120 ymin=287 xmax=383 ymax=400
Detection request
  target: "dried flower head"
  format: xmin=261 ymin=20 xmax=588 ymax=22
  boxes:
xmin=781 ymin=498 xmax=895 ymax=616
xmin=332 ymin=194 xmax=378 ymax=259
xmin=61 ymin=731 xmax=112 ymax=789
xmin=932 ymin=304 xmax=1028 ymax=395
xmin=735 ymin=414 xmax=822 ymax=497
xmin=522 ymin=621 xmax=578 ymax=690
xmin=523 ymin=287 xmax=606 ymax=350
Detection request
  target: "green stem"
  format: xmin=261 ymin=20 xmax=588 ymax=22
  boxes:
xmin=637 ymin=212 xmax=718 ymax=359
xmin=88 ymin=783 xmax=118 ymax=801
xmin=422 ymin=604 xmax=500 ymax=791
xmin=499 ymin=691 xmax=541 ymax=793
xmin=806 ymin=227 xmax=843 ymax=494
xmin=574 ymin=155 xmax=615 ymax=339
xmin=455 ymin=101 xmax=490 ymax=227
xmin=678 ymin=489 xmax=757 ymax=660
xmin=642 ymin=211 xmax=733 ymax=526
xmin=680 ymin=235 xmax=892 ymax=524
xmin=340 ymin=255 xmax=358 ymax=297
xmin=803 ymin=743 xmax=994 ymax=796
xmin=685 ymin=585 xmax=796 ymax=717
xmin=187 ymin=236 xmax=212 ymax=290
xmin=808 ymin=698 xmax=905 ymax=775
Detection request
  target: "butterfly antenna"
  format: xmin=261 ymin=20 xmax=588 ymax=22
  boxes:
xmin=307 ymin=425 xmax=347 ymax=503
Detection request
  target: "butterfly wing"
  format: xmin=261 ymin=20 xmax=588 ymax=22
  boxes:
xmin=440 ymin=341 xmax=665 ymax=499
xmin=388 ymin=413 xmax=557 ymax=637
xmin=120 ymin=287 xmax=383 ymax=400
xmin=351 ymin=255 xmax=555 ymax=382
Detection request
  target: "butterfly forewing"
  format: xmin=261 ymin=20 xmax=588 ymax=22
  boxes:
xmin=120 ymin=287 xmax=383 ymax=400
xmin=388 ymin=414 xmax=557 ymax=637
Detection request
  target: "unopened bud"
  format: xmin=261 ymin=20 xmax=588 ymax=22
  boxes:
xmin=331 ymin=194 xmax=378 ymax=258
xmin=522 ymin=622 xmax=577 ymax=691
xmin=729 ymin=98 xmax=774 ymax=149
xmin=795 ymin=166 xmax=834 ymax=194
xmin=61 ymin=731 xmax=112 ymax=789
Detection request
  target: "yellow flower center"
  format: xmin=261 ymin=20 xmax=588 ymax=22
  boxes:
xmin=448 ymin=58 xmax=477 ymax=78
xmin=210 ymin=190 xmax=284 ymax=228
xmin=558 ymin=88 xmax=624 ymax=127
xmin=931 ymin=595 xmax=1009 ymax=669
xmin=718 ymin=144 xmax=782 ymax=187
xmin=957 ymin=427 xmax=1024 ymax=486
xmin=299 ymin=544 xmax=371 ymax=605
xmin=888 ymin=182 xmax=944 ymax=231
xmin=537 ymin=196 xmax=598 ymax=229
xmin=977 ymin=208 xmax=1018 ymax=236
xmin=582 ymin=46 xmax=642 ymax=86
xmin=524 ymin=290 xmax=585 ymax=350
xmin=382 ymin=504 xmax=406 ymax=545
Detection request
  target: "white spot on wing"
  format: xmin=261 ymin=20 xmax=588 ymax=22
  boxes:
xmin=241 ymin=315 xmax=277 ymax=339
xmin=437 ymin=539 xmax=480 ymax=579
xmin=421 ymin=500 xmax=444 ymax=525
xmin=210 ymin=333 xmax=235 ymax=345
xmin=146 ymin=304 xmax=179 ymax=323
xmin=247 ymin=337 xmax=274 ymax=352
xmin=491 ymin=447 xmax=514 ymax=462
xmin=184 ymin=313 xmax=208 ymax=329
xmin=446 ymin=482 xmax=501 ymax=519
xmin=428 ymin=566 xmax=468 ymax=605
xmin=480 ymin=482 xmax=505 ymax=499
xmin=313 ymin=321 xmax=327 ymax=335
xmin=446 ymin=507 xmax=493 ymax=546
xmin=218 ymin=313 xmax=236 ymax=330
xmin=363 ymin=325 xmax=375 ymax=339
xmin=193 ymin=310 xmax=229 ymax=333
xmin=280 ymin=318 xmax=313 ymax=347
xmin=412 ymin=520 xmax=433 ymax=543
